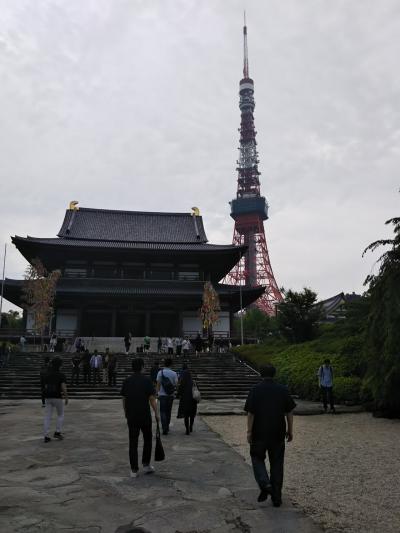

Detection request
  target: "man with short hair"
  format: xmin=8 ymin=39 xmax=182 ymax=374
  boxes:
xmin=43 ymin=357 xmax=68 ymax=442
xmin=318 ymin=359 xmax=335 ymax=413
xmin=90 ymin=349 xmax=102 ymax=385
xmin=107 ymin=352 xmax=118 ymax=387
xmin=71 ymin=353 xmax=81 ymax=385
xmin=245 ymin=364 xmax=296 ymax=507
xmin=156 ymin=358 xmax=178 ymax=435
xmin=121 ymin=358 xmax=159 ymax=478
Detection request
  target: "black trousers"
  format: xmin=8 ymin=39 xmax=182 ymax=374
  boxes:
xmin=321 ymin=386 xmax=334 ymax=410
xmin=250 ymin=439 xmax=285 ymax=503
xmin=159 ymin=395 xmax=174 ymax=433
xmin=71 ymin=367 xmax=80 ymax=385
xmin=108 ymin=370 xmax=117 ymax=386
xmin=83 ymin=366 xmax=91 ymax=384
xmin=127 ymin=418 xmax=152 ymax=472
xmin=92 ymin=368 xmax=101 ymax=385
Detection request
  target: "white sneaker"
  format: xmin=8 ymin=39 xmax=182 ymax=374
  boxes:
xmin=142 ymin=465 xmax=155 ymax=474
xmin=130 ymin=470 xmax=139 ymax=478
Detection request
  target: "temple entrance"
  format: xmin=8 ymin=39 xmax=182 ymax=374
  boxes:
xmin=150 ymin=312 xmax=179 ymax=337
xmin=116 ymin=312 xmax=146 ymax=337
xmin=81 ymin=310 xmax=112 ymax=336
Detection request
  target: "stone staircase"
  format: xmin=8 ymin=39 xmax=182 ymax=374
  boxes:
xmin=0 ymin=352 xmax=261 ymax=400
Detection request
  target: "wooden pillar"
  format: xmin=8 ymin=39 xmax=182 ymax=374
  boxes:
xmin=145 ymin=311 xmax=151 ymax=336
xmin=111 ymin=308 xmax=117 ymax=337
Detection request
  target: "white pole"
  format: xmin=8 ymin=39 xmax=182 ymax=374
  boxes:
xmin=239 ymin=251 xmax=244 ymax=345
xmin=0 ymin=243 xmax=7 ymax=329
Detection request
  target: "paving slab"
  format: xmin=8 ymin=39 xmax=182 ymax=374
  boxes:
xmin=0 ymin=400 xmax=322 ymax=533
xmin=199 ymin=398 xmax=364 ymax=416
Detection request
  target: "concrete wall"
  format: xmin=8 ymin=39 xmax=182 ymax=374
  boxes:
xmin=182 ymin=311 xmax=230 ymax=336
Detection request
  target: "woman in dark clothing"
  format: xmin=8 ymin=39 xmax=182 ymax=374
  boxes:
xmin=194 ymin=333 xmax=203 ymax=355
xmin=177 ymin=364 xmax=197 ymax=435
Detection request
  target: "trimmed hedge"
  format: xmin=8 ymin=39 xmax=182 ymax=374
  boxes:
xmin=234 ymin=330 xmax=366 ymax=404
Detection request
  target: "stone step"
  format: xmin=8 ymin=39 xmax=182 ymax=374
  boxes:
xmin=0 ymin=352 xmax=261 ymax=400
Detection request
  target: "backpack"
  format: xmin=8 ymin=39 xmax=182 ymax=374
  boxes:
xmin=161 ymin=370 xmax=176 ymax=396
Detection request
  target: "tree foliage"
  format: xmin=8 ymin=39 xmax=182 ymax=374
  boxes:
xmin=22 ymin=259 xmax=61 ymax=340
xmin=277 ymin=287 xmax=322 ymax=343
xmin=199 ymin=281 xmax=221 ymax=331
xmin=363 ymin=217 xmax=400 ymax=416
xmin=233 ymin=307 xmax=275 ymax=340
xmin=0 ymin=310 xmax=23 ymax=329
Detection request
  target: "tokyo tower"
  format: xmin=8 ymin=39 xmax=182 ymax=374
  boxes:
xmin=225 ymin=16 xmax=283 ymax=315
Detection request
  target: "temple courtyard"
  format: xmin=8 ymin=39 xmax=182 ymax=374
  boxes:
xmin=0 ymin=400 xmax=399 ymax=533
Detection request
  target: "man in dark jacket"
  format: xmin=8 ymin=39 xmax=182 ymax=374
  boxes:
xmin=245 ymin=364 xmax=296 ymax=507
xmin=121 ymin=358 xmax=160 ymax=478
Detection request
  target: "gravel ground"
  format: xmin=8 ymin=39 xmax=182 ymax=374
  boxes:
xmin=203 ymin=413 xmax=400 ymax=533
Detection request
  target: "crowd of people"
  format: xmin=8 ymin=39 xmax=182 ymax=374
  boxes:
xmin=21 ymin=341 xmax=337 ymax=507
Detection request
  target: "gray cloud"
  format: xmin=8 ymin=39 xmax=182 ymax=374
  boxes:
xmin=0 ymin=0 xmax=399 ymax=312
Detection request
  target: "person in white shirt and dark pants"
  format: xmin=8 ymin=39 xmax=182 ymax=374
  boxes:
xmin=318 ymin=359 xmax=335 ymax=413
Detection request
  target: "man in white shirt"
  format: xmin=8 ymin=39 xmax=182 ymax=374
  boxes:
xmin=318 ymin=359 xmax=335 ymax=413
xmin=156 ymin=358 xmax=178 ymax=435
xmin=90 ymin=350 xmax=103 ymax=386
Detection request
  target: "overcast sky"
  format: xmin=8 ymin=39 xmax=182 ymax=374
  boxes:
xmin=1 ymin=0 xmax=399 ymax=312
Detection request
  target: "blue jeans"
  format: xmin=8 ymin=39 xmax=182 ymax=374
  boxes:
xmin=250 ymin=440 xmax=285 ymax=502
xmin=159 ymin=396 xmax=174 ymax=433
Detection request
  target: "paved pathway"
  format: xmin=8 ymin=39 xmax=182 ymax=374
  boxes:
xmin=0 ymin=400 xmax=322 ymax=533
xmin=199 ymin=398 xmax=364 ymax=416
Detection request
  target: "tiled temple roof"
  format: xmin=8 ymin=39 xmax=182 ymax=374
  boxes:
xmin=57 ymin=208 xmax=208 ymax=243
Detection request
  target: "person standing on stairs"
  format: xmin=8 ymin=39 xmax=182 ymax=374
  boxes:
xmin=124 ymin=332 xmax=132 ymax=355
xmin=82 ymin=349 xmax=91 ymax=384
xmin=90 ymin=350 xmax=102 ymax=385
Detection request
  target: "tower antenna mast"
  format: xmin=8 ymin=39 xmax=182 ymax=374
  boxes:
xmin=225 ymin=17 xmax=283 ymax=315
xmin=243 ymin=11 xmax=249 ymax=78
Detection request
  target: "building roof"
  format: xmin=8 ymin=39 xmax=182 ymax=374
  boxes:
xmin=57 ymin=208 xmax=208 ymax=243
xmin=3 ymin=278 xmax=265 ymax=312
xmin=12 ymin=236 xmax=240 ymax=253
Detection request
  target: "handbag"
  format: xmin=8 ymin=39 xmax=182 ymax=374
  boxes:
xmin=154 ymin=421 xmax=165 ymax=462
xmin=192 ymin=380 xmax=201 ymax=403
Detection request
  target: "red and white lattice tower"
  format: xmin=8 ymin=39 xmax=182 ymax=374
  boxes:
xmin=225 ymin=16 xmax=283 ymax=315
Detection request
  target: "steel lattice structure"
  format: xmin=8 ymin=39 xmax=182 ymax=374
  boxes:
xmin=224 ymin=17 xmax=283 ymax=315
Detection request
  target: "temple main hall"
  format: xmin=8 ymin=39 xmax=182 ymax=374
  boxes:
xmin=4 ymin=205 xmax=264 ymax=338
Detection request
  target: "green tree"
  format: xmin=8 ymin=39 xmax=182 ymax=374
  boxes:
xmin=363 ymin=217 xmax=400 ymax=416
xmin=22 ymin=259 xmax=61 ymax=346
xmin=277 ymin=287 xmax=322 ymax=343
xmin=0 ymin=310 xmax=23 ymax=329
xmin=233 ymin=308 xmax=274 ymax=340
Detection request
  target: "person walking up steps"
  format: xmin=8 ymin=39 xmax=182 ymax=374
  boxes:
xmin=121 ymin=358 xmax=160 ymax=478
xmin=177 ymin=363 xmax=198 ymax=435
xmin=245 ymin=364 xmax=296 ymax=507
xmin=71 ymin=353 xmax=80 ymax=385
xmin=107 ymin=352 xmax=118 ymax=386
xmin=318 ymin=359 xmax=335 ymax=413
xmin=43 ymin=357 xmax=68 ymax=443
xmin=90 ymin=350 xmax=102 ymax=385
xmin=157 ymin=358 xmax=178 ymax=435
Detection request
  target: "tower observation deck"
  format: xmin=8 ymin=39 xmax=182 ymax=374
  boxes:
xmin=225 ymin=17 xmax=283 ymax=315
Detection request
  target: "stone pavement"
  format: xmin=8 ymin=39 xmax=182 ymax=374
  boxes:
xmin=0 ymin=400 xmax=322 ymax=533
xmin=199 ymin=398 xmax=364 ymax=416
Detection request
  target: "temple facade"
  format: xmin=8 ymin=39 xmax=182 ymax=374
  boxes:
xmin=4 ymin=206 xmax=264 ymax=338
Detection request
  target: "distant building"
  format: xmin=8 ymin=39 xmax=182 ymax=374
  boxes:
xmin=319 ymin=292 xmax=362 ymax=321
xmin=4 ymin=205 xmax=264 ymax=338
